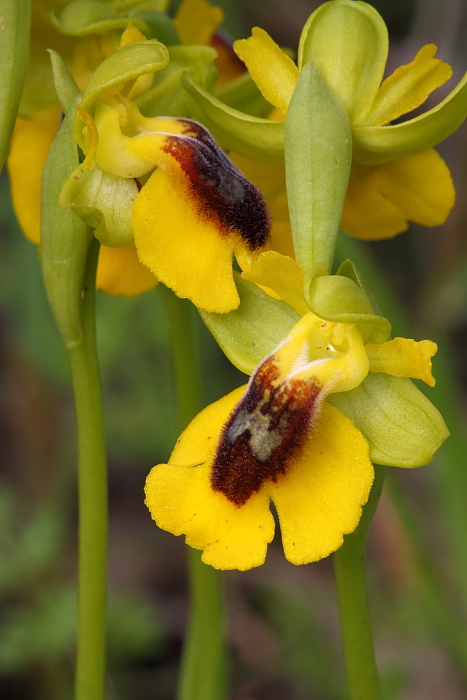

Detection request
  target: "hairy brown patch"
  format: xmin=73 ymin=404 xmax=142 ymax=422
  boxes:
xmin=211 ymin=356 xmax=322 ymax=506
xmin=161 ymin=119 xmax=270 ymax=250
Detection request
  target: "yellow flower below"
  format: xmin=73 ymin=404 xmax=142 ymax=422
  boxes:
xmin=145 ymin=386 xmax=374 ymax=570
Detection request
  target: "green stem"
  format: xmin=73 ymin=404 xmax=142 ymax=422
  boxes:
xmin=66 ymin=240 xmax=108 ymax=700
xmin=161 ymin=287 xmax=228 ymax=700
xmin=334 ymin=465 xmax=385 ymax=700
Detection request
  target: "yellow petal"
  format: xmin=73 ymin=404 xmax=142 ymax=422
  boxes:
xmin=242 ymin=251 xmax=309 ymax=315
xmin=119 ymin=25 xmax=147 ymax=48
xmin=7 ymin=107 xmax=61 ymax=244
xmin=174 ymin=0 xmax=224 ymax=46
xmin=132 ymin=160 xmax=240 ymax=313
xmin=366 ymin=44 xmax=453 ymax=126
xmin=144 ymin=387 xmax=275 ymax=571
xmin=268 ymin=402 xmax=374 ymax=565
xmin=234 ymin=28 xmax=298 ymax=114
xmin=96 ymin=243 xmax=158 ymax=297
xmin=373 ymin=149 xmax=455 ymax=227
xmin=341 ymin=161 xmax=408 ymax=240
xmin=366 ymin=337 xmax=437 ymax=387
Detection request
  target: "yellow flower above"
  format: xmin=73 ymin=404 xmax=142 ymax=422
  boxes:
xmin=65 ymin=96 xmax=271 ymax=312
xmin=145 ymin=251 xmax=441 ymax=570
xmin=233 ymin=3 xmax=459 ymax=240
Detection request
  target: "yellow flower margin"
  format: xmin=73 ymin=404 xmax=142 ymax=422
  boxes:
xmin=145 ymin=251 xmax=441 ymax=570
xmin=234 ymin=26 xmax=456 ymax=240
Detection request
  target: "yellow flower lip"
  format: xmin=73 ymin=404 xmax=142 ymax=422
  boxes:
xmin=210 ymin=310 xmax=369 ymax=506
xmin=211 ymin=352 xmax=323 ymax=506
xmin=157 ymin=119 xmax=271 ymax=251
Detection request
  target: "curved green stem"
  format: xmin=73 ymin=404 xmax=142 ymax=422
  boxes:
xmin=334 ymin=465 xmax=385 ymax=700
xmin=161 ymin=287 xmax=228 ymax=700
xmin=66 ymin=240 xmax=108 ymax=700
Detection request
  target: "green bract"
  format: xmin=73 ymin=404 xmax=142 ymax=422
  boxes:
xmin=285 ymin=62 xmax=351 ymax=272
xmin=41 ymin=97 xmax=92 ymax=348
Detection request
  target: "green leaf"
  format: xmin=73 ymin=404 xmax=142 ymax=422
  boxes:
xmin=41 ymin=97 xmax=91 ymax=348
xmin=353 ymin=71 xmax=467 ymax=164
xmin=0 ymin=0 xmax=31 ymax=171
xmin=298 ymin=0 xmax=388 ymax=123
xmin=135 ymin=45 xmax=218 ymax=118
xmin=49 ymin=49 xmax=81 ymax=113
xmin=182 ymin=72 xmax=285 ymax=164
xmin=51 ymin=0 xmax=151 ymax=36
xmin=328 ymin=373 xmax=449 ymax=467
xmin=305 ymin=272 xmax=391 ymax=343
xmin=200 ymin=273 xmax=300 ymax=375
xmin=60 ymin=164 xmax=137 ymax=247
xmin=285 ymin=62 xmax=352 ymax=272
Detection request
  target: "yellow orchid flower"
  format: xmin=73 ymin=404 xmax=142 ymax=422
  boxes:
xmin=145 ymin=251 xmax=447 ymax=570
xmin=8 ymin=1 xmax=260 ymax=301
xmin=62 ymin=91 xmax=270 ymax=312
xmin=231 ymin=1 xmax=460 ymax=240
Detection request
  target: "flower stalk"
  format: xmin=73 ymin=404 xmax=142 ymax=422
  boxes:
xmin=67 ymin=238 xmax=108 ymax=700
xmin=334 ymin=465 xmax=386 ymax=700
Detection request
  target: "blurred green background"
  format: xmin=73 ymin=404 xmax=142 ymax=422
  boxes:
xmin=1 ymin=0 xmax=467 ymax=698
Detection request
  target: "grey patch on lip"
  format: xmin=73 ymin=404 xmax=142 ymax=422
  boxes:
xmin=227 ymin=408 xmax=283 ymax=463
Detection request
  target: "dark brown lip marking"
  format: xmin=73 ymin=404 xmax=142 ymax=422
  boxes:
xmin=161 ymin=119 xmax=270 ymax=251
xmin=211 ymin=355 xmax=323 ymax=506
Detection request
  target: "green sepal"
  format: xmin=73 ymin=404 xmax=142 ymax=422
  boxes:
xmin=51 ymin=0 xmax=151 ymax=36
xmin=59 ymin=164 xmax=137 ymax=247
xmin=49 ymin=50 xmax=81 ymax=113
xmin=74 ymin=39 xmax=169 ymax=144
xmin=129 ymin=10 xmax=180 ymax=45
xmin=285 ymin=61 xmax=351 ymax=272
xmin=353 ymin=71 xmax=467 ymax=164
xmin=41 ymin=97 xmax=92 ymax=348
xmin=182 ymin=73 xmax=285 ymax=164
xmin=200 ymin=273 xmax=300 ymax=375
xmin=305 ymin=270 xmax=391 ymax=344
xmin=298 ymin=0 xmax=388 ymax=123
xmin=329 ymin=373 xmax=449 ymax=467
xmin=136 ymin=45 xmax=218 ymax=118
xmin=0 ymin=0 xmax=31 ymax=171
xmin=215 ymin=72 xmax=272 ymax=118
